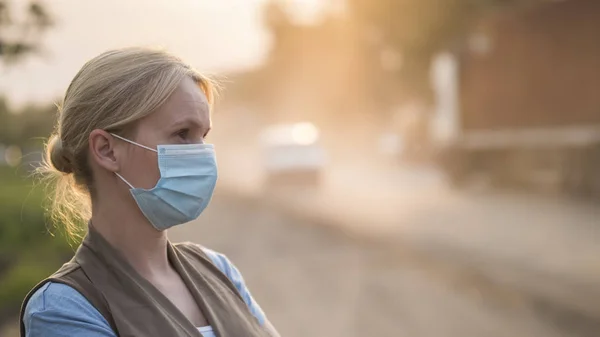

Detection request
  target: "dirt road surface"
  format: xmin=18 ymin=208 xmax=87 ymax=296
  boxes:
xmin=169 ymin=192 xmax=599 ymax=337
xmin=210 ymin=128 xmax=600 ymax=336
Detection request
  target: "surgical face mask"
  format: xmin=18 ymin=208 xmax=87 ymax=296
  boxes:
xmin=111 ymin=133 xmax=218 ymax=231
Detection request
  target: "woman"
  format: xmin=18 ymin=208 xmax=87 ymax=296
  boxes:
xmin=20 ymin=47 xmax=279 ymax=337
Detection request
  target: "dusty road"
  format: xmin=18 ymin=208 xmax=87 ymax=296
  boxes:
xmin=3 ymin=187 xmax=598 ymax=337
xmin=169 ymin=192 xmax=600 ymax=337
xmin=211 ymin=118 xmax=600 ymax=317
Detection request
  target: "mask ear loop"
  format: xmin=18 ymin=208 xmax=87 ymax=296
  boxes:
xmin=110 ymin=133 xmax=155 ymax=189
xmin=110 ymin=133 xmax=158 ymax=153
xmin=115 ymin=173 xmax=135 ymax=189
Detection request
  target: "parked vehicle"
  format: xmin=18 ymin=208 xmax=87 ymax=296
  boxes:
xmin=259 ymin=122 xmax=326 ymax=188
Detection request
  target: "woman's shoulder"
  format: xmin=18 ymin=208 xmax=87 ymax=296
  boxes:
xmin=24 ymin=282 xmax=115 ymax=336
xmin=27 ymin=282 xmax=92 ymax=314
xmin=200 ymin=246 xmax=233 ymax=273
xmin=175 ymin=243 xmax=266 ymax=325
xmin=174 ymin=242 xmax=232 ymax=273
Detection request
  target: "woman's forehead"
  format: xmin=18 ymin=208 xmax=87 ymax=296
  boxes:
xmin=149 ymin=79 xmax=210 ymax=127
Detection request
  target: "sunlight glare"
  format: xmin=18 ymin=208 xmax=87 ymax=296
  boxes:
xmin=285 ymin=0 xmax=327 ymax=23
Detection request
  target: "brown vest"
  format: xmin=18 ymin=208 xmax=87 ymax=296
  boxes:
xmin=19 ymin=227 xmax=270 ymax=337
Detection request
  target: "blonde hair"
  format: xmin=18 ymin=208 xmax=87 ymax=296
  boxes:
xmin=39 ymin=47 xmax=216 ymax=240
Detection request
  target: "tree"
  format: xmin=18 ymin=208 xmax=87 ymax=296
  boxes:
xmin=0 ymin=2 xmax=62 ymax=328
xmin=346 ymin=0 xmax=560 ymax=100
xmin=0 ymin=0 xmax=52 ymax=64
xmin=0 ymin=1 xmax=54 ymax=144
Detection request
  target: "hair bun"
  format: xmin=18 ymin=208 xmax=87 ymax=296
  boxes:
xmin=48 ymin=135 xmax=73 ymax=174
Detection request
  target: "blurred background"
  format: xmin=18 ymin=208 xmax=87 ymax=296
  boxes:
xmin=1 ymin=0 xmax=600 ymax=336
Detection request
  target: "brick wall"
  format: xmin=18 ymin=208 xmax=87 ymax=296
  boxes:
xmin=459 ymin=0 xmax=600 ymax=130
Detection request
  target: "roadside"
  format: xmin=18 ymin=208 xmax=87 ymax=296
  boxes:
xmin=4 ymin=188 xmax=599 ymax=337
xmin=171 ymin=192 xmax=600 ymax=337
xmin=213 ymin=151 xmax=600 ymax=332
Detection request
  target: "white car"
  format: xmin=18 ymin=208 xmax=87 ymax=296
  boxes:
xmin=259 ymin=122 xmax=326 ymax=188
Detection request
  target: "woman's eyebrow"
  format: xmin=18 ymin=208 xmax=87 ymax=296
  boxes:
xmin=170 ymin=117 xmax=203 ymax=129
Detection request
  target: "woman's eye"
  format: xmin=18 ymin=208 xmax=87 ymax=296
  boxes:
xmin=176 ymin=129 xmax=189 ymax=140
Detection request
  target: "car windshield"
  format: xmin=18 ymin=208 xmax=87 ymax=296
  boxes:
xmin=260 ymin=123 xmax=319 ymax=146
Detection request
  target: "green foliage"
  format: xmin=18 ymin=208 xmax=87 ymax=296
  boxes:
xmin=0 ymin=65 xmax=64 ymax=324
xmin=0 ymin=166 xmax=71 ymax=253
xmin=0 ymin=0 xmax=61 ymax=325
xmin=0 ymin=97 xmax=57 ymax=147
xmin=0 ymin=249 xmax=64 ymax=314
xmin=0 ymin=165 xmax=73 ymax=322
xmin=0 ymin=168 xmax=46 ymax=254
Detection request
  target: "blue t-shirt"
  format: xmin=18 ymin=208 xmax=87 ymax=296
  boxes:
xmin=23 ymin=248 xmax=266 ymax=337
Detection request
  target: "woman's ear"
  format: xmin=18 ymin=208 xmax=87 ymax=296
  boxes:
xmin=88 ymin=129 xmax=120 ymax=172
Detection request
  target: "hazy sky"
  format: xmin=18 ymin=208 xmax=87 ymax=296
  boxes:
xmin=0 ymin=0 xmax=316 ymax=106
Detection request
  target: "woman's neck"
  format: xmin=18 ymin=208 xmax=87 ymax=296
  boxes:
xmin=90 ymin=199 xmax=172 ymax=278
